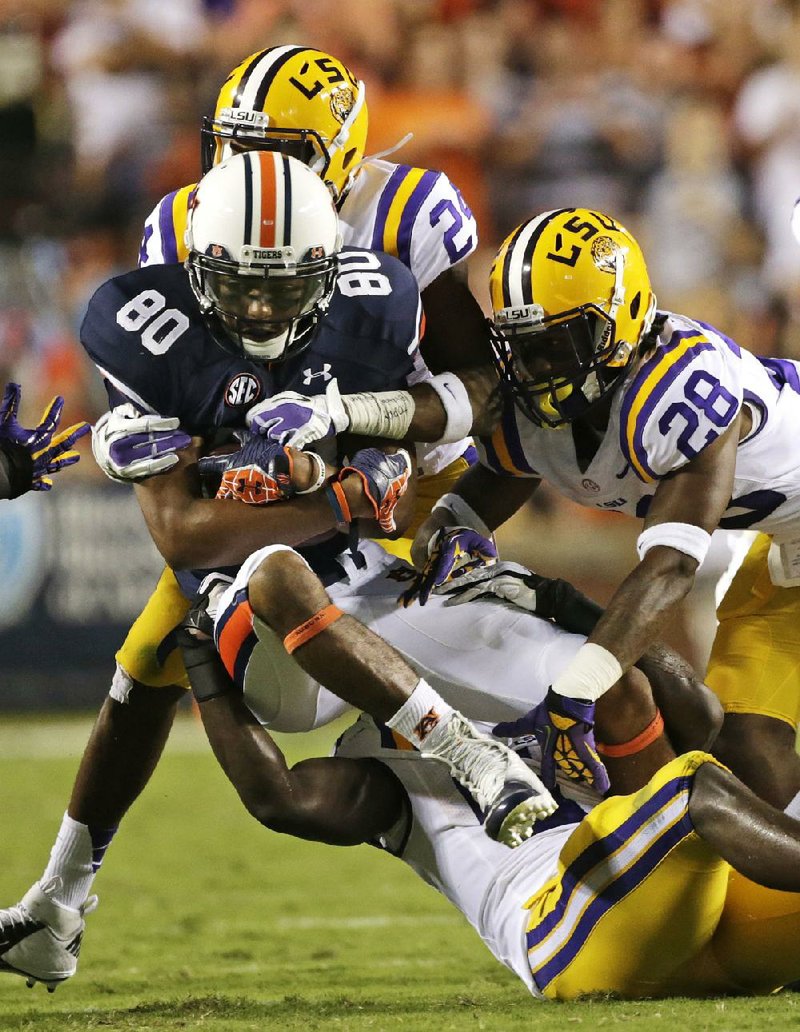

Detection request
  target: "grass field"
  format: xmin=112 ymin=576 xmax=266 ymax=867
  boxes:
xmin=1 ymin=715 xmax=799 ymax=1031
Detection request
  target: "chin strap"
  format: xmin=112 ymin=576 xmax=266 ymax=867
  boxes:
xmin=339 ymin=132 xmax=414 ymax=203
xmin=607 ymin=250 xmax=626 ymax=326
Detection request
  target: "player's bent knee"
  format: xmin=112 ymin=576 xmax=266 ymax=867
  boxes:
xmin=712 ymin=713 xmax=800 ymax=807
xmin=248 ymin=548 xmax=333 ymax=634
xmin=687 ymin=761 xmax=738 ymax=834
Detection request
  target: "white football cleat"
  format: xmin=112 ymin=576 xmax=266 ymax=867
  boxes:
xmin=0 ymin=878 xmax=97 ymax=991
xmin=421 ymin=712 xmax=558 ymax=847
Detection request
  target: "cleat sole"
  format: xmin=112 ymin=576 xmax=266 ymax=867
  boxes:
xmin=497 ymin=797 xmax=553 ymax=848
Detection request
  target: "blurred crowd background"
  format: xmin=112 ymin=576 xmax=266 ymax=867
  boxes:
xmin=2 ymin=0 xmax=800 ymax=702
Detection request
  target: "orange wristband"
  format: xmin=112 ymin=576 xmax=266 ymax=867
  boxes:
xmin=283 ymin=604 xmax=344 ymax=655
xmin=325 ymin=480 xmax=352 ymax=525
xmin=596 ymin=710 xmax=665 ymax=758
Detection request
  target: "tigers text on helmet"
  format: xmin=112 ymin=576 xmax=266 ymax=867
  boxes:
xmin=201 ymin=45 xmax=368 ymax=204
xmin=185 ymin=150 xmax=342 ymax=363
xmin=488 ymin=208 xmax=657 ymax=429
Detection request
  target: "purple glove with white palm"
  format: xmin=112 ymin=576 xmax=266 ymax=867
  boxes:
xmin=247 ymin=378 xmax=349 ymax=447
xmin=92 ymin=404 xmax=192 ymax=483
xmin=401 ymin=526 xmax=498 ymax=607
xmin=493 ymin=687 xmax=609 ymax=795
xmin=0 ymin=382 xmax=90 ymax=496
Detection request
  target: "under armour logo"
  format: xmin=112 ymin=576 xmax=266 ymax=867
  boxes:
xmin=302 ymin=364 xmax=332 ymax=386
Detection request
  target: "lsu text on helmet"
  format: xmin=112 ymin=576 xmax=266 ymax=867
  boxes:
xmin=201 ymin=45 xmax=368 ymax=204
xmin=186 ymin=150 xmax=342 ymax=363
xmin=488 ymin=208 xmax=657 ymax=428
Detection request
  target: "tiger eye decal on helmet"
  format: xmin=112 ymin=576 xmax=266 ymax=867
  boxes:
xmin=488 ymin=208 xmax=657 ymax=429
xmin=201 ymin=45 xmax=368 ymax=203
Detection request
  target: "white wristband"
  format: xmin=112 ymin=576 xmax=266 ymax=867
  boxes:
xmin=551 ymin=643 xmax=624 ymax=702
xmin=636 ymin=522 xmax=711 ymax=566
xmin=340 ymin=390 xmax=415 ymax=440
xmin=427 ymin=372 xmax=473 ymax=443
xmin=433 ymin=492 xmax=491 ymax=538
xmin=295 ymin=451 xmax=327 ymax=495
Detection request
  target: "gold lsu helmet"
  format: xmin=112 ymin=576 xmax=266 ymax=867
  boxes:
xmin=488 ymin=208 xmax=657 ymax=428
xmin=201 ymin=45 xmax=368 ymax=204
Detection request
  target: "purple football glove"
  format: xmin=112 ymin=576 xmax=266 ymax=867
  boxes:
xmin=493 ymin=687 xmax=609 ymax=795
xmin=0 ymin=382 xmax=90 ymax=495
xmin=92 ymin=404 xmax=191 ymax=482
xmin=339 ymin=447 xmax=412 ymax=533
xmin=198 ymin=435 xmax=295 ymax=504
xmin=401 ymin=526 xmax=498 ymax=607
xmin=247 ymin=379 xmax=348 ymax=447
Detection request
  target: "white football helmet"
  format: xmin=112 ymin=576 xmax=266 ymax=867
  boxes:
xmin=186 ymin=150 xmax=342 ymax=362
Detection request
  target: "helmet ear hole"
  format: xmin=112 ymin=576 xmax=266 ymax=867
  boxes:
xmin=630 ymin=291 xmax=641 ymax=320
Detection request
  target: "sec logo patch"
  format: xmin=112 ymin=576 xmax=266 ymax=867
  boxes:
xmin=225 ymin=373 xmax=261 ymax=407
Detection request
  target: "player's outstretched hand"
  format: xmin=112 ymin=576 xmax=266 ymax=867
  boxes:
xmin=0 ymin=382 xmax=90 ymax=496
xmin=339 ymin=447 xmax=412 ymax=533
xmin=198 ymin=435 xmax=297 ymax=504
xmin=401 ymin=526 xmax=497 ymax=607
xmin=92 ymin=403 xmax=191 ymax=482
xmin=247 ymin=378 xmax=349 ymax=447
xmin=493 ymin=687 xmax=610 ymax=795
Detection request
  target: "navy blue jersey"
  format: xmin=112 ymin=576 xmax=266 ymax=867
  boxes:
xmin=80 ymin=247 xmax=422 ymax=434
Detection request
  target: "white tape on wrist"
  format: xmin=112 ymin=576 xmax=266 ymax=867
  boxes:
xmin=340 ymin=390 xmax=415 ymax=440
xmin=636 ymin=522 xmax=711 ymax=565
xmin=433 ymin=492 xmax=491 ymax=538
xmin=427 ymin=372 xmax=473 ymax=443
xmin=295 ymin=451 xmax=327 ymax=495
xmin=551 ymin=642 xmax=624 ymax=702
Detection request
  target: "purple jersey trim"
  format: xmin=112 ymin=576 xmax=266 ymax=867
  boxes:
xmin=696 ymin=319 xmax=741 ymax=357
xmin=158 ymin=191 xmax=180 ymax=265
xmin=527 ymin=774 xmax=694 ymax=992
xmin=371 ymin=166 xmax=408 ymax=252
xmin=396 ymin=169 xmax=439 ymax=266
xmin=619 ymin=332 xmax=714 ymax=482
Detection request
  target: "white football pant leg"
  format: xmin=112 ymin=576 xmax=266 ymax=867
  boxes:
xmin=216 ymin=540 xmax=586 ymax=732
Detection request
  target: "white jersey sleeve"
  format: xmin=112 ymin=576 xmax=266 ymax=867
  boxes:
xmin=357 ymin=161 xmax=478 ymax=291
xmin=619 ymin=317 xmax=744 ymax=483
xmin=137 ymin=184 xmax=196 ymax=268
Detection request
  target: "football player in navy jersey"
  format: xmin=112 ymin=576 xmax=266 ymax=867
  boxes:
xmin=0 ymin=153 xmax=554 ymax=992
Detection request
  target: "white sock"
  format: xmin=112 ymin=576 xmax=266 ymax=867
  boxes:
xmin=385 ymin=679 xmax=454 ymax=749
xmin=41 ymin=813 xmax=114 ymax=909
xmin=784 ymin=789 xmax=800 ymax=820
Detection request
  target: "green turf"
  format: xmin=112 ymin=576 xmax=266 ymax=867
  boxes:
xmin=0 ymin=715 xmax=799 ymax=1031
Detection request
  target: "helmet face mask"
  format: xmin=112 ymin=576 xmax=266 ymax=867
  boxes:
xmin=492 ymin=303 xmax=620 ymax=427
xmin=186 ymin=151 xmax=341 ymax=364
xmin=489 ymin=208 xmax=656 ymax=428
xmin=190 ymin=254 xmax=338 ymax=363
xmin=203 ymin=46 xmax=368 ymax=202
xmin=200 ymin=114 xmax=327 ymax=180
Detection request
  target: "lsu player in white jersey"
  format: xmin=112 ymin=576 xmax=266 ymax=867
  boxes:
xmin=179 ymin=610 xmax=800 ymax=1001
xmin=252 ymin=206 xmax=800 ymax=814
